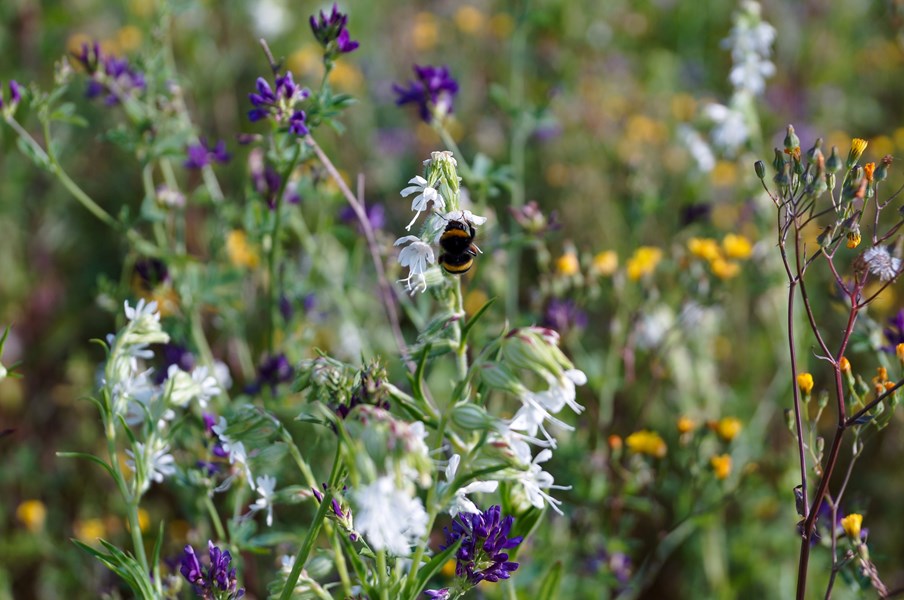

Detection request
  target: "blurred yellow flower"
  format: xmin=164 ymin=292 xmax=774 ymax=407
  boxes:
xmin=287 ymin=44 xmax=322 ymax=79
xmin=138 ymin=508 xmax=150 ymax=533
xmin=116 ymin=26 xmax=143 ymax=53
xmin=797 ymin=372 xmax=814 ymax=395
xmin=544 ymin=163 xmax=569 ymax=187
xmin=688 ymin=237 xmax=721 ymax=262
xmin=329 ymin=61 xmax=364 ymax=92
xmin=227 ymin=230 xmax=260 ymax=269
xmin=556 ymin=251 xmax=580 ymax=276
xmin=592 ymin=250 xmax=618 ymax=276
xmin=677 ymin=416 xmax=696 ymax=435
xmin=710 ymin=454 xmax=732 ymax=480
xmin=839 ymin=356 xmax=851 ymax=374
xmin=897 ymin=343 xmax=904 ymax=363
xmin=711 ymin=161 xmax=738 ymax=187
xmin=74 ymin=517 xmax=106 ymax=542
xmin=710 ymin=258 xmax=740 ymax=279
xmin=871 ymin=135 xmax=894 ymax=158
xmin=626 ymin=246 xmax=662 ymax=281
xmin=455 ymin=6 xmax=485 ymax=34
xmin=712 ymin=417 xmax=742 ymax=442
xmin=841 ymin=513 xmax=863 ymax=541
xmin=670 ymin=93 xmax=697 ymax=121
xmin=626 ymin=430 xmax=667 ymax=458
xmin=413 ymin=12 xmax=439 ymax=51
xmin=722 ymin=234 xmax=753 ymax=259
xmin=442 ymin=558 xmax=457 ymax=577
xmin=464 ymin=289 xmax=489 ymax=316
xmin=16 ymin=499 xmax=46 ymax=532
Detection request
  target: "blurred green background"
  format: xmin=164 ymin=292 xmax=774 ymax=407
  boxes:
xmin=4 ymin=0 xmax=904 ymax=598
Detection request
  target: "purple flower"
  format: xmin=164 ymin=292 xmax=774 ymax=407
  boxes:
xmin=883 ymin=309 xmax=904 ymax=353
xmin=0 ymin=80 xmax=22 ymax=110
xmin=339 ymin=202 xmax=386 ymax=232
xmin=72 ymin=41 xmax=145 ymax=105
xmin=246 ymin=72 xmax=310 ymax=132
xmin=312 ymin=483 xmax=357 ymax=540
xmin=442 ymin=505 xmax=522 ymax=586
xmin=245 ymin=353 xmax=294 ymax=394
xmin=184 ymin=139 xmax=231 ymax=170
xmin=542 ymin=299 xmax=588 ymax=336
xmin=249 ymin=152 xmax=301 ymax=209
xmin=393 ymin=65 xmax=459 ymax=122
xmin=153 ymin=343 xmax=195 ymax=384
xmin=179 ymin=541 xmax=244 ymax=599
xmin=424 ymin=590 xmax=450 ymax=599
xmin=310 ymin=4 xmax=359 ymax=54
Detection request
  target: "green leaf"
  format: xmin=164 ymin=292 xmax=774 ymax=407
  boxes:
xmin=410 ymin=539 xmax=462 ymax=600
xmin=16 ymin=137 xmax=51 ymax=170
xmin=56 ymin=451 xmax=117 ymax=480
xmin=461 ymin=297 xmax=497 ymax=343
xmin=49 ymin=102 xmax=88 ymax=127
xmin=536 ymin=561 xmax=563 ymax=600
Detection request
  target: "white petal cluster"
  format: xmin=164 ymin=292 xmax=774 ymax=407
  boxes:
xmin=864 ymin=246 xmax=902 ymax=282
xmin=352 ymin=476 xmax=428 ymax=556
xmin=394 ymin=235 xmax=435 ymax=294
xmin=443 ymin=454 xmax=498 ymax=518
xmin=400 ymin=176 xmax=445 ymax=231
xmin=126 ymin=439 xmax=176 ymax=493
xmin=250 ymin=475 xmax=277 ymax=526
xmin=722 ymin=1 xmax=776 ymax=96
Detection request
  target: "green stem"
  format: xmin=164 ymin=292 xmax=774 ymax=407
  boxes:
xmin=204 ymin=494 xmax=227 ymax=542
xmin=329 ymin=526 xmax=353 ymax=597
xmin=279 ymin=443 xmax=344 ymax=599
xmin=451 ymin=279 xmax=469 ymax=381
xmin=433 ymin=123 xmax=474 ymax=183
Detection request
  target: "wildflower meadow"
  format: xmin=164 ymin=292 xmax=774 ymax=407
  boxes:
xmin=4 ymin=1 xmax=904 ymax=598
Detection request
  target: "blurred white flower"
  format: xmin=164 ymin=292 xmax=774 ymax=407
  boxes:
xmin=250 ymin=475 xmax=277 ymax=526
xmin=165 ymin=365 xmax=220 ymax=408
xmin=678 ymin=125 xmax=716 ymax=173
xmin=352 ymin=477 xmax=428 ymax=556
xmin=512 ymin=449 xmax=570 ymax=516
xmin=703 ymin=103 xmax=749 ymax=156
xmin=126 ymin=440 xmax=176 ymax=493
xmin=722 ymin=1 xmax=776 ymax=96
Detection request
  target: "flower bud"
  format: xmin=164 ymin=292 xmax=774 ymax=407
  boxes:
xmin=784 ymin=125 xmax=800 ymax=152
xmin=876 ymin=155 xmax=893 ymax=182
xmin=797 ymin=372 xmax=815 ymax=395
xmin=772 ymin=148 xmax=785 ymax=173
xmin=451 ymin=403 xmax=496 ymax=431
xmin=896 ymin=343 xmax=904 ymax=365
xmin=754 ymin=160 xmax=766 ymax=179
xmin=841 ymin=513 xmax=863 ymax=542
xmin=806 ymin=138 xmax=823 ymax=163
xmin=826 ymin=146 xmax=842 ymax=173
xmin=839 ymin=356 xmax=851 ymax=374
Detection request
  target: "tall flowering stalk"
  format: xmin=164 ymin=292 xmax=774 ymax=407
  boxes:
xmin=757 ymin=129 xmax=900 ymax=598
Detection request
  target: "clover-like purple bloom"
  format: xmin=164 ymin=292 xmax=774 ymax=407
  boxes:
xmin=543 ymin=299 xmax=588 ymax=336
xmin=442 ymin=505 xmax=522 ymax=586
xmin=0 ymin=80 xmax=22 ymax=110
xmin=393 ymin=65 xmax=459 ymax=122
xmin=246 ymin=72 xmax=310 ymax=132
xmin=179 ymin=541 xmax=244 ymax=599
xmin=184 ymin=139 xmax=231 ymax=169
xmin=310 ymin=4 xmax=359 ymax=53
xmin=73 ymin=41 xmax=145 ymax=105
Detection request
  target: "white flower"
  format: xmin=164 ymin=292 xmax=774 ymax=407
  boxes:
xmin=400 ymin=176 xmax=446 ymax=230
xmin=213 ymin=417 xmax=254 ymax=485
xmin=678 ymin=125 xmax=716 ymax=173
xmin=352 ymin=476 xmax=428 ymax=556
xmin=250 ymin=475 xmax=277 ymax=526
xmin=703 ymin=103 xmax=749 ymax=156
xmin=126 ymin=440 xmax=176 ymax=492
xmin=395 ymin=235 xmax=435 ymax=294
xmin=120 ymin=299 xmax=169 ymax=347
xmin=165 ymin=365 xmax=220 ymax=408
xmin=212 ymin=360 xmax=233 ymax=392
xmin=507 ymin=369 xmax=587 ymax=448
xmin=424 ymin=150 xmax=457 ymax=167
xmin=443 ymin=454 xmax=498 ymax=517
xmin=513 ymin=449 xmax=570 ymax=515
xmin=864 ymin=246 xmax=902 ymax=282
xmin=722 ymin=1 xmax=775 ymax=96
xmin=432 ymin=210 xmax=488 ymax=246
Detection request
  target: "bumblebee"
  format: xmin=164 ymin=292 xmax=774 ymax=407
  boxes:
xmin=438 ymin=218 xmax=479 ymax=274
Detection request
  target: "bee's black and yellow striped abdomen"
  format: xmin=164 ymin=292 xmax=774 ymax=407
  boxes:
xmin=438 ymin=220 xmax=478 ymax=275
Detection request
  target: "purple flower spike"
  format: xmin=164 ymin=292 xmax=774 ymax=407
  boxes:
xmin=310 ymin=4 xmax=359 ymax=54
xmin=72 ymin=41 xmax=145 ymax=105
xmin=179 ymin=544 xmax=205 ymax=585
xmin=441 ymin=505 xmax=522 ymax=587
xmin=393 ymin=64 xmax=458 ymax=123
xmin=289 ymin=110 xmax=309 ymax=136
xmin=246 ymin=71 xmax=310 ymax=129
xmin=180 ymin=541 xmax=244 ymax=598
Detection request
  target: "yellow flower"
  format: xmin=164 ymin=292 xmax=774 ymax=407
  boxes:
xmin=712 ymin=417 xmax=742 ymax=442
xmin=722 ymin=234 xmax=753 ymax=260
xmin=442 ymin=558 xmax=457 ymax=577
xmin=413 ymin=12 xmax=439 ymax=51
xmin=592 ymin=250 xmax=618 ymax=276
xmin=797 ymin=372 xmax=814 ymax=395
xmin=16 ymin=500 xmax=46 ymax=532
xmin=226 ymin=230 xmax=260 ymax=269
xmin=677 ymin=416 xmax=696 ymax=435
xmin=846 ymin=231 xmax=862 ymax=249
xmin=328 ymin=61 xmax=364 ymax=92
xmin=864 ymin=162 xmax=876 ymax=183
xmin=687 ymin=237 xmax=721 ymax=261
xmin=848 ymin=138 xmax=869 ymax=166
xmin=625 ymin=430 xmax=667 ymax=458
xmin=489 ymin=13 xmax=514 ymax=38
xmin=896 ymin=343 xmax=904 ymax=363
xmin=710 ymin=258 xmax=740 ymax=279
xmin=454 ymin=6 xmax=485 ymax=34
xmin=626 ymin=246 xmax=662 ymax=281
xmin=710 ymin=454 xmax=732 ymax=480
xmin=841 ymin=513 xmax=863 ymax=541
xmin=74 ymin=517 xmax=107 ymax=542
xmin=556 ymin=251 xmax=580 ymax=276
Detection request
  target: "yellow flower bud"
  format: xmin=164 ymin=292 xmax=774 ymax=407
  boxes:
xmin=712 ymin=417 xmax=742 ymax=442
xmin=846 ymin=231 xmax=861 ymax=249
xmin=16 ymin=500 xmax=47 ymax=533
xmin=556 ymin=251 xmax=580 ymax=276
xmin=722 ymin=234 xmax=753 ymax=260
xmin=677 ymin=416 xmax=696 ymax=435
xmin=797 ymin=372 xmax=814 ymax=395
xmin=897 ymin=343 xmax=904 ymax=364
xmin=592 ymin=250 xmax=618 ymax=276
xmin=710 ymin=454 xmax=732 ymax=480
xmin=688 ymin=237 xmax=721 ymax=261
xmin=839 ymin=357 xmax=851 ymax=374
